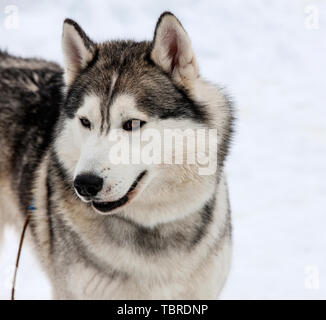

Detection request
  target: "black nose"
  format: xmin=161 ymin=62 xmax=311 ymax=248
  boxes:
xmin=74 ymin=174 xmax=103 ymax=198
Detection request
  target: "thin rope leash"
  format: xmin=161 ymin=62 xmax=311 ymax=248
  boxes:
xmin=11 ymin=204 xmax=34 ymax=300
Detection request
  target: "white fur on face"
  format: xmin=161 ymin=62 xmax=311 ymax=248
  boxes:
xmin=57 ymin=93 xmax=148 ymax=203
xmin=56 ymin=81 xmax=223 ymax=224
xmin=109 ymin=94 xmax=148 ymax=129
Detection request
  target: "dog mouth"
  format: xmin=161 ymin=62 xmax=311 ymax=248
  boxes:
xmin=91 ymin=171 xmax=147 ymax=213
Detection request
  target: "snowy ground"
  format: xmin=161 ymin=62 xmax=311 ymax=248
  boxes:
xmin=0 ymin=0 xmax=325 ymax=299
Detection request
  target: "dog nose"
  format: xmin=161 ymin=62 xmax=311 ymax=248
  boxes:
xmin=74 ymin=174 xmax=103 ymax=198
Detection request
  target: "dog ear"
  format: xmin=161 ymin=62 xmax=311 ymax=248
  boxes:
xmin=151 ymin=12 xmax=199 ymax=85
xmin=62 ymin=19 xmax=96 ymax=86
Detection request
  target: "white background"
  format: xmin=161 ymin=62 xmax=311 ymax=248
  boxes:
xmin=0 ymin=0 xmax=325 ymax=299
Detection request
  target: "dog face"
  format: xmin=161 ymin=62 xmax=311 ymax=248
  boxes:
xmin=55 ymin=12 xmax=232 ymax=222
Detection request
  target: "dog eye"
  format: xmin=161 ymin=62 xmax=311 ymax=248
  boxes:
xmin=79 ymin=117 xmax=91 ymax=129
xmin=122 ymin=119 xmax=146 ymax=131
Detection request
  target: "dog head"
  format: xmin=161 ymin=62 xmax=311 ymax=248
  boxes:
xmin=55 ymin=12 xmax=233 ymax=225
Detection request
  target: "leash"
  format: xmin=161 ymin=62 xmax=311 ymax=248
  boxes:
xmin=11 ymin=204 xmax=34 ymax=300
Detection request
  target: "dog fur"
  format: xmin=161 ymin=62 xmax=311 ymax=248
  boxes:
xmin=0 ymin=12 xmax=233 ymax=299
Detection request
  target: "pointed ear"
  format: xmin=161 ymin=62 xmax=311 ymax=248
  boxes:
xmin=151 ymin=12 xmax=199 ymax=84
xmin=62 ymin=19 xmax=96 ymax=86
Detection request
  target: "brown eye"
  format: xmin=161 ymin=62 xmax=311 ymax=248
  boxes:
xmin=80 ymin=117 xmax=91 ymax=129
xmin=122 ymin=119 xmax=146 ymax=131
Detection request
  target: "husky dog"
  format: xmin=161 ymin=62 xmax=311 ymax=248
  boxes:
xmin=0 ymin=12 xmax=233 ymax=299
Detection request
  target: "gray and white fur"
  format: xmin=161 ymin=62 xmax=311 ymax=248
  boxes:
xmin=0 ymin=12 xmax=234 ymax=299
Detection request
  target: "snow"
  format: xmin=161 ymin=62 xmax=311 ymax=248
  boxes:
xmin=0 ymin=0 xmax=325 ymax=299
